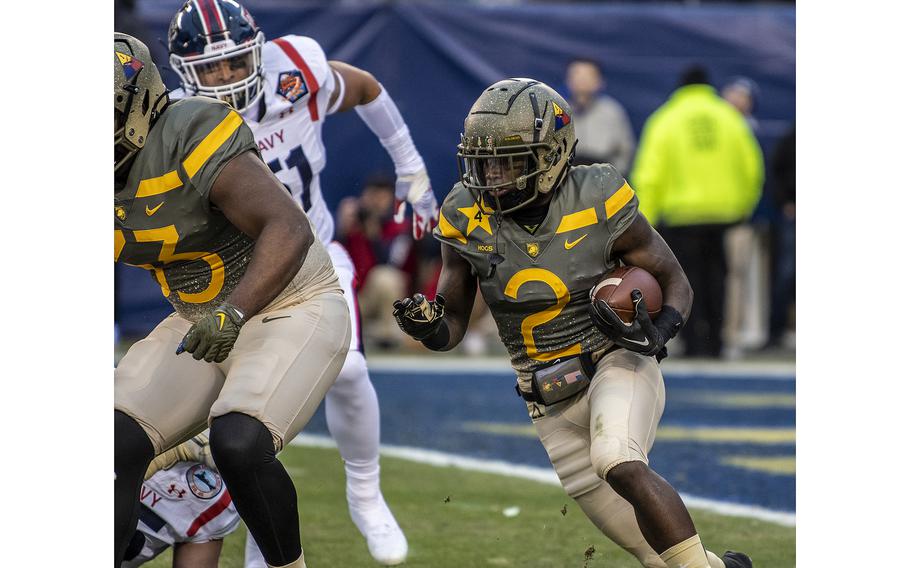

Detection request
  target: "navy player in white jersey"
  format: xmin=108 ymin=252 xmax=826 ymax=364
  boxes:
xmin=167 ymin=1 xmax=438 ymax=565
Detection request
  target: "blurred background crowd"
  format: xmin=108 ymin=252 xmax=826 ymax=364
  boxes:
xmin=115 ymin=0 xmax=795 ymax=361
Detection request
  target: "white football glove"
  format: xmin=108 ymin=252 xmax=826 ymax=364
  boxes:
xmin=394 ymin=168 xmax=439 ymax=239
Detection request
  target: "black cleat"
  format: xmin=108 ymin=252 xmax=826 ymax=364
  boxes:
xmin=722 ymin=551 xmax=753 ymax=568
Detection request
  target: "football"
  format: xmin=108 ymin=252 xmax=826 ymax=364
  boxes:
xmin=591 ymin=266 xmax=663 ymax=323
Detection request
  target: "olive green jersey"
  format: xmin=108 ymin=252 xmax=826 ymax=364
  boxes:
xmin=114 ymin=97 xmax=339 ymax=322
xmin=434 ymin=164 xmax=639 ymax=376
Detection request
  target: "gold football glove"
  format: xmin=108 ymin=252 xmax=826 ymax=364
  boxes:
xmin=144 ymin=432 xmax=216 ymax=480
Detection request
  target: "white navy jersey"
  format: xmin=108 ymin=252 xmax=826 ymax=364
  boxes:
xmin=172 ymin=35 xmax=341 ymax=245
xmin=122 ymin=462 xmax=240 ymax=567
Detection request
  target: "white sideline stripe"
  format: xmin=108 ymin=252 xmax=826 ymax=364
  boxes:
xmin=366 ymin=356 xmax=795 ymax=379
xmin=291 ymin=434 xmax=796 ymax=527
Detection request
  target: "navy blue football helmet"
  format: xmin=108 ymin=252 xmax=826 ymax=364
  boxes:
xmin=168 ymin=0 xmax=265 ymax=112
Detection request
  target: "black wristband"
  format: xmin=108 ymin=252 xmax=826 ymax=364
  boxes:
xmin=653 ymin=305 xmax=684 ymax=342
xmin=421 ymin=321 xmax=451 ymax=351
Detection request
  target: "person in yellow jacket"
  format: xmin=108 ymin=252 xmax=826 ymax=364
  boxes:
xmin=632 ymin=65 xmax=764 ymax=357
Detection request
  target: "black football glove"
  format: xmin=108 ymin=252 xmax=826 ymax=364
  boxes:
xmin=176 ymin=303 xmax=245 ymax=363
xmin=393 ymin=293 xmax=446 ymax=341
xmin=589 ymin=289 xmax=682 ymax=362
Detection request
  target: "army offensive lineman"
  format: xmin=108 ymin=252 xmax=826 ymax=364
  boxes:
xmin=393 ymin=79 xmax=752 ymax=568
xmin=114 ymin=34 xmax=350 ymax=568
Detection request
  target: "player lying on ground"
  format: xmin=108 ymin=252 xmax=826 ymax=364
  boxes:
xmin=393 ymin=79 xmax=752 ymax=568
xmin=166 ymin=2 xmax=441 ymax=562
xmin=115 ymin=33 xmax=350 ymax=568
xmin=124 ymin=434 xmax=269 ymax=568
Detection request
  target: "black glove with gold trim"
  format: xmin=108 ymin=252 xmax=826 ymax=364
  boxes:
xmin=393 ymin=293 xmax=446 ymax=342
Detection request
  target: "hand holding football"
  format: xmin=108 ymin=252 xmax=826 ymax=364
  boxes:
xmin=590 ymin=266 xmax=662 ymax=323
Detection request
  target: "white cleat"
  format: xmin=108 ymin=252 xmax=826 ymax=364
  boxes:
xmin=349 ymin=495 xmax=408 ymax=565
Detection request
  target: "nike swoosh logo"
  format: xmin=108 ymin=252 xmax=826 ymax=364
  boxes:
xmin=625 ymin=337 xmax=650 ymax=347
xmin=564 ymin=234 xmax=588 ymax=249
xmin=216 ymin=312 xmax=226 ymax=330
xmin=145 ymin=202 xmax=164 ymax=216
xmin=262 ymin=315 xmax=292 ymax=323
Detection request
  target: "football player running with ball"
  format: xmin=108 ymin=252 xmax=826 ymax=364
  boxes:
xmin=166 ymin=2 xmax=438 ymax=563
xmin=114 ymin=33 xmax=350 ymax=568
xmin=394 ymin=79 xmax=752 ymax=568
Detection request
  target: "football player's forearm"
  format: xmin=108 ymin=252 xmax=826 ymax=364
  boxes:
xmin=226 ymin=219 xmax=312 ymax=316
xmin=421 ymin=315 xmax=468 ymax=351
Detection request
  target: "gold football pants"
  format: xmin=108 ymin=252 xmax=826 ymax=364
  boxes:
xmin=531 ymin=349 xmax=667 ymax=567
xmin=116 ymin=291 xmax=351 ymax=455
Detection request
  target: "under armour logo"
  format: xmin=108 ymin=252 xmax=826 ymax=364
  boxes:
xmin=168 ymin=483 xmax=186 ymax=498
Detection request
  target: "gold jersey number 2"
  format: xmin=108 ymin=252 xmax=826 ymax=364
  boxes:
xmin=504 ymin=268 xmax=582 ymax=362
xmin=114 ymin=225 xmax=225 ymax=304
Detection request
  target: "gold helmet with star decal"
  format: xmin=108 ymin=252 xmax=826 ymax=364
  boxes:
xmin=115 ymin=33 xmax=169 ymax=176
xmin=457 ymin=78 xmax=577 ymax=214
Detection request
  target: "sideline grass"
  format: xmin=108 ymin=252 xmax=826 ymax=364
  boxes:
xmin=145 ymin=445 xmax=795 ymax=567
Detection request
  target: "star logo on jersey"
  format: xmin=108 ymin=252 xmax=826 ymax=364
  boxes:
xmin=115 ymin=51 xmax=143 ymax=81
xmin=553 ymin=102 xmax=571 ymax=131
xmin=457 ymin=202 xmax=494 ymax=236
xmin=526 ymin=242 xmax=540 ymax=257
xmin=276 ymin=70 xmax=308 ymax=103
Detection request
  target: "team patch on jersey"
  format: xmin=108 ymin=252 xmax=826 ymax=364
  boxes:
xmin=553 ymin=102 xmax=571 ymax=130
xmin=185 ymin=464 xmax=223 ymax=499
xmin=276 ymin=70 xmax=309 ymax=103
xmin=526 ymin=242 xmax=540 ymax=257
xmin=116 ymin=51 xmax=144 ymax=80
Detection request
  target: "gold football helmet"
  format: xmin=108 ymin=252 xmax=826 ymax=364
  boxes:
xmin=114 ymin=33 xmax=168 ymax=175
xmin=457 ymin=78 xmax=577 ymax=214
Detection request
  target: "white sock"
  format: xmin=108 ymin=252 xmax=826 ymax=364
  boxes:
xmin=345 ymin=457 xmax=382 ymax=508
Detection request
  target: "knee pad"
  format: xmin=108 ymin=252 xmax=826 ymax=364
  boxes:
xmin=591 ymin=435 xmax=646 ymax=480
xmin=209 ymin=412 xmax=277 ymax=474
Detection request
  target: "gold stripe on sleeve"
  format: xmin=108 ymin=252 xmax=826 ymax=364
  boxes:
xmin=136 ymin=170 xmax=182 ymax=198
xmin=555 ymin=207 xmax=598 ymax=234
xmin=182 ymin=111 xmax=243 ymax=179
xmin=437 ymin=212 xmax=467 ymax=244
xmin=605 ymin=182 xmax=635 ymax=219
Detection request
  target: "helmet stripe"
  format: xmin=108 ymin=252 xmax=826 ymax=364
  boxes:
xmin=190 ymin=0 xmax=211 ymax=36
xmin=209 ymin=0 xmax=228 ymax=34
xmin=273 ymin=38 xmax=321 ymax=121
xmin=196 ymin=0 xmax=224 ymax=35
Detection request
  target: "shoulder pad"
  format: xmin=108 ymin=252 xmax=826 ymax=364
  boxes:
xmin=433 ymin=183 xmax=495 ymax=248
xmin=159 ymin=97 xmax=258 ymax=197
xmin=268 ymin=35 xmax=330 ymax=88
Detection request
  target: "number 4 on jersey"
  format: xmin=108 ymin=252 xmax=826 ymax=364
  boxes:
xmin=267 ymin=144 xmax=313 ymax=211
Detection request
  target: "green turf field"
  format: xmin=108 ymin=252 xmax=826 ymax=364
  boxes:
xmin=145 ymin=445 xmax=795 ymax=567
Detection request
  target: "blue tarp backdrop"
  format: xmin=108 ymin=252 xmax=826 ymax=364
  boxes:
xmin=117 ymin=0 xmax=795 ymax=336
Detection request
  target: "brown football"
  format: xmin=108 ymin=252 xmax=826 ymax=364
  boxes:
xmin=591 ymin=266 xmax=663 ymax=323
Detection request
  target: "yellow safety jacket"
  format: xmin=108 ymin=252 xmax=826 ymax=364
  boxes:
xmin=631 ymin=84 xmax=764 ymax=227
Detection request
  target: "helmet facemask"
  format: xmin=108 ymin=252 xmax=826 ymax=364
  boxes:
xmin=457 ymin=79 xmax=577 ymax=216
xmin=170 ymin=31 xmax=265 ymax=113
xmin=458 ymin=138 xmax=560 ymax=215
